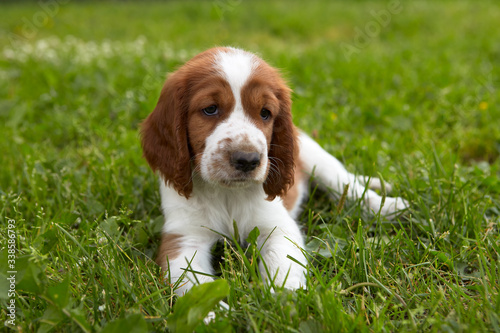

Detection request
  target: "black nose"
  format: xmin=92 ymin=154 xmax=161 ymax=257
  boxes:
xmin=231 ymin=151 xmax=261 ymax=172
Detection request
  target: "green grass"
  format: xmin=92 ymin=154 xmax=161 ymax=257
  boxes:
xmin=0 ymin=0 xmax=499 ymax=331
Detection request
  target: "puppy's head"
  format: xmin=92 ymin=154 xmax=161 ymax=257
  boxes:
xmin=140 ymin=47 xmax=296 ymax=199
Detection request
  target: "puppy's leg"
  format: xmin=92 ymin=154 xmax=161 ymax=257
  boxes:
xmin=157 ymin=232 xmax=216 ymax=295
xmin=356 ymin=175 xmax=393 ymax=193
xmin=256 ymin=211 xmax=307 ymax=290
xmin=298 ymin=132 xmax=408 ymax=218
xmin=157 ymin=232 xmax=230 ymax=324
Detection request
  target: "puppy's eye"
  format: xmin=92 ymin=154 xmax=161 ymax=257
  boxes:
xmin=260 ymin=108 xmax=271 ymax=120
xmin=202 ymin=105 xmax=218 ymax=116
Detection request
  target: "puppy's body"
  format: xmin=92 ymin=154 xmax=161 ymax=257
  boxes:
xmin=141 ymin=47 xmax=407 ymax=295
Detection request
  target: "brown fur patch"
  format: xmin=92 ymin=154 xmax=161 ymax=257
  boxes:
xmin=155 ymin=233 xmax=182 ymax=271
xmin=283 ymin=155 xmax=304 ymax=211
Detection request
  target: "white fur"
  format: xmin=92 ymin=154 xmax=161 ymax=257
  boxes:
xmin=215 ymin=47 xmax=257 ymax=104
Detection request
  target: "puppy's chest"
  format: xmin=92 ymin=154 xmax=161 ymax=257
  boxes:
xmin=207 ymin=205 xmax=253 ymax=236
xmin=195 ymin=192 xmax=260 ymax=237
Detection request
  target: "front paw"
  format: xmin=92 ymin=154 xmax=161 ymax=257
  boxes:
xmin=203 ymin=301 xmax=229 ymax=324
xmin=378 ymin=196 xmax=409 ymax=218
xmin=282 ymin=276 xmax=306 ymax=290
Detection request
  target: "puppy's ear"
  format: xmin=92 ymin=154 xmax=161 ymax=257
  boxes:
xmin=140 ymin=72 xmax=193 ymax=198
xmin=264 ymin=83 xmax=297 ymax=200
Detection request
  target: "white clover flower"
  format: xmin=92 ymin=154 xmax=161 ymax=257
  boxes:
xmin=2 ymin=49 xmax=15 ymax=60
xmin=125 ymin=90 xmax=135 ymax=99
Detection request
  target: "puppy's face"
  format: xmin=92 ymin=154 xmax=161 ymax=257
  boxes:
xmin=188 ymin=50 xmax=281 ymax=188
xmin=141 ymin=47 xmax=296 ymax=199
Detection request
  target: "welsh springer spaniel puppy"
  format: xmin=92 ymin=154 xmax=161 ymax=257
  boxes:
xmin=141 ymin=47 xmax=408 ymax=295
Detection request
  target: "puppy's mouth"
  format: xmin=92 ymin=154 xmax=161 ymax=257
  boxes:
xmin=219 ymin=177 xmax=261 ymax=188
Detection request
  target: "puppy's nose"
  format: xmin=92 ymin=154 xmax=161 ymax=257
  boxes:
xmin=231 ymin=151 xmax=261 ymax=172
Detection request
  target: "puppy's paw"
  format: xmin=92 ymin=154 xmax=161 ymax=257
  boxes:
xmin=203 ymin=311 xmax=216 ymax=324
xmin=282 ymin=276 xmax=306 ymax=291
xmin=358 ymin=176 xmax=393 ymax=193
xmin=203 ymin=301 xmax=229 ymax=324
xmin=379 ymin=196 xmax=409 ymax=219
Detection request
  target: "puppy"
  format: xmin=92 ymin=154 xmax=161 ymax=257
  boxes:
xmin=140 ymin=47 xmax=408 ymax=295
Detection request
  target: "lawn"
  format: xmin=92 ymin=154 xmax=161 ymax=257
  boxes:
xmin=0 ymin=0 xmax=499 ymax=331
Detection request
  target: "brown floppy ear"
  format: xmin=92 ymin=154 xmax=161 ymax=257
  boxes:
xmin=140 ymin=72 xmax=193 ymax=198
xmin=263 ymin=84 xmax=297 ymax=200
